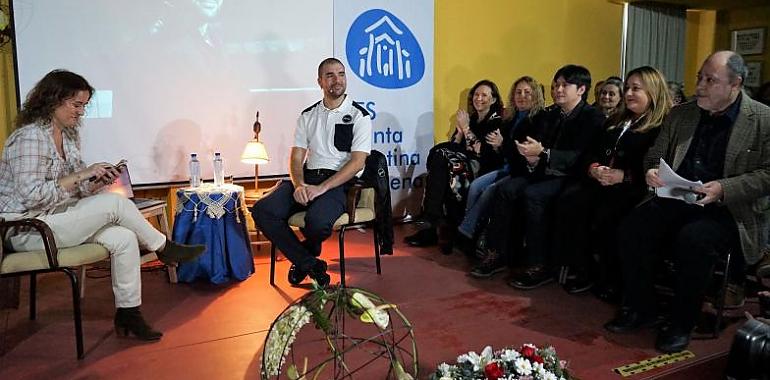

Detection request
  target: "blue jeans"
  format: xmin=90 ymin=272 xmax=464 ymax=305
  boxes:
xmin=458 ymin=167 xmax=508 ymax=238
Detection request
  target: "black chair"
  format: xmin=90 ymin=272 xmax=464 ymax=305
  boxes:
xmin=269 ymin=181 xmax=382 ymax=288
xmin=0 ymin=217 xmax=110 ymax=359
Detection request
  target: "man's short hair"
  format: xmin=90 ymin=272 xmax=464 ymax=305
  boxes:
xmin=318 ymin=58 xmax=344 ymax=77
xmin=554 ymin=64 xmax=592 ymax=101
xmin=726 ymin=52 xmax=748 ymax=87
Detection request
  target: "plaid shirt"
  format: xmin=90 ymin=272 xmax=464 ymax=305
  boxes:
xmin=0 ymin=123 xmax=94 ymax=217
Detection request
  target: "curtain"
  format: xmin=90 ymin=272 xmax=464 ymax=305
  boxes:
xmin=0 ymin=0 xmax=17 ymax=145
xmin=625 ymin=2 xmax=686 ymax=83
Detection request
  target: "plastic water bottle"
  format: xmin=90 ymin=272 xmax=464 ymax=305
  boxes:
xmin=189 ymin=153 xmax=201 ymax=188
xmin=213 ymin=152 xmax=225 ymax=186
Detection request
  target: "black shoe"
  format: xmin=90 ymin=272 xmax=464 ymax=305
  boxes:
xmin=508 ymin=266 xmax=554 ymax=290
xmin=308 ymin=259 xmax=330 ymax=288
xmin=288 ymin=264 xmax=308 ymax=285
xmin=404 ymin=228 xmax=438 ymax=247
xmin=114 ymin=307 xmax=163 ymax=341
xmin=157 ymin=240 xmax=206 ymax=265
xmin=604 ymin=309 xmax=657 ymax=334
xmin=563 ymin=275 xmax=594 ymax=294
xmin=655 ymin=328 xmax=691 ymax=353
xmin=469 ymin=249 xmax=506 ymax=278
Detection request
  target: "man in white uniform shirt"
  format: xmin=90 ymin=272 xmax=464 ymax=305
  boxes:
xmin=251 ymin=58 xmax=372 ymax=287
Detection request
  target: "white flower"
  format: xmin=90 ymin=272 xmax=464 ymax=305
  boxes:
xmin=542 ymin=371 xmax=558 ymax=380
xmin=437 ymin=363 xmax=451 ymax=374
xmin=501 ymin=348 xmax=520 ymax=362
xmin=465 ymin=346 xmax=494 ymax=371
xmin=457 ymin=353 xmax=470 ymax=363
xmin=514 ymin=357 xmax=533 ymax=376
xmin=439 ymin=377 xmax=453 ymax=380
xmin=351 ymin=291 xmax=393 ymax=329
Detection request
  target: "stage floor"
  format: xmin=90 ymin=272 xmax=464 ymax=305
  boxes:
xmin=0 ymin=224 xmax=755 ymax=379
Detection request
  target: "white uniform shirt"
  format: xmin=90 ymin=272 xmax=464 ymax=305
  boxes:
xmin=294 ymin=95 xmax=372 ymax=171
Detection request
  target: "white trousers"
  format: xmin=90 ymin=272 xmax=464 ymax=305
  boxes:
xmin=9 ymin=193 xmax=167 ymax=308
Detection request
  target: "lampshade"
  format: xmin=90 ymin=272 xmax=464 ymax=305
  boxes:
xmin=240 ymin=140 xmax=269 ymax=165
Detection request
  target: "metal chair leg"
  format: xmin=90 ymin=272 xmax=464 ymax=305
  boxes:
xmin=373 ymin=228 xmax=381 ymax=275
xmin=713 ymin=251 xmax=732 ymax=339
xmin=29 ymin=273 xmax=37 ymax=321
xmin=62 ymin=268 xmax=85 ymax=359
xmin=270 ymin=245 xmax=276 ymax=286
xmin=339 ymin=226 xmax=346 ymax=288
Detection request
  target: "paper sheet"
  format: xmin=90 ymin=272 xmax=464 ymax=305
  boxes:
xmin=655 ymin=158 xmax=703 ymax=204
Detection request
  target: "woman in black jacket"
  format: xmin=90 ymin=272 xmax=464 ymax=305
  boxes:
xmin=553 ymin=66 xmax=673 ymax=297
xmin=405 ymin=79 xmax=505 ymax=247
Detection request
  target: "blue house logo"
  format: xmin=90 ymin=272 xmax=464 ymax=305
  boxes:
xmin=345 ymin=9 xmax=425 ymax=89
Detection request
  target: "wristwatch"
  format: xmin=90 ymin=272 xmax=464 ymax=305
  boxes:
xmin=539 ymin=148 xmax=551 ymax=162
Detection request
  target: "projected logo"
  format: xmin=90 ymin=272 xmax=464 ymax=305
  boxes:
xmin=346 ymin=9 xmax=424 ymax=89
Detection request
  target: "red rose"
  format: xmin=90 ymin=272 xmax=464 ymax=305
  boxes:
xmin=520 ymin=345 xmax=536 ymax=358
xmin=484 ymin=362 xmax=504 ymax=380
xmin=532 ymin=354 xmax=544 ymax=364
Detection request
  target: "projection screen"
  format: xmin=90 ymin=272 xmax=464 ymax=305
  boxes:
xmin=12 ymin=0 xmax=334 ymax=184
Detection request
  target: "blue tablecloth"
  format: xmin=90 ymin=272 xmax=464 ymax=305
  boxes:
xmin=172 ymin=184 xmax=254 ymax=284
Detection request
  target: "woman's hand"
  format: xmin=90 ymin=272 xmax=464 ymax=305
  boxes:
xmin=85 ymin=162 xmax=121 ymax=186
xmin=485 ymin=129 xmax=503 ymax=150
xmin=455 ymin=110 xmax=470 ymax=142
xmin=593 ymin=166 xmax=624 ymax=186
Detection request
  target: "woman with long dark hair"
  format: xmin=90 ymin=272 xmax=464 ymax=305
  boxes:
xmin=405 ymin=79 xmax=506 ymax=247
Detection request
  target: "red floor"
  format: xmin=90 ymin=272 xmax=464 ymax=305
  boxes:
xmin=0 ymin=225 xmax=749 ymax=379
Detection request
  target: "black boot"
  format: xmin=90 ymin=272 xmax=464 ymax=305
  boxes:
xmin=156 ymin=240 xmax=206 ymax=265
xmin=308 ymin=259 xmax=330 ymax=287
xmin=114 ymin=307 xmax=163 ymax=341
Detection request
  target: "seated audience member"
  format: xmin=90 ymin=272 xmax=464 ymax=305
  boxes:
xmin=591 ymin=80 xmax=605 ymax=108
xmin=405 ymin=80 xmax=505 ymax=247
xmin=553 ymin=66 xmax=672 ymax=297
xmin=251 ymin=58 xmax=372 ymax=288
xmin=667 ymin=81 xmax=687 ymax=105
xmin=604 ymin=51 xmax=770 ymax=353
xmin=471 ymin=65 xmax=605 ymax=280
xmin=598 ymin=77 xmax=623 ymax=117
xmin=458 ymin=76 xmax=545 ymax=242
xmin=0 ymin=70 xmax=204 ymax=341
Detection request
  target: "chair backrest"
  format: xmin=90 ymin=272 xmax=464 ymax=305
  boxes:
xmin=357 ymin=188 xmax=376 ymax=211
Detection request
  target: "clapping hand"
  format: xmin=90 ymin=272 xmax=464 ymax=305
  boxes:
xmin=516 ymin=136 xmax=544 ymax=158
xmin=485 ymin=129 xmax=503 ymax=149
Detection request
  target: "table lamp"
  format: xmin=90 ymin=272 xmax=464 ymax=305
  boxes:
xmin=240 ymin=111 xmax=270 ymax=189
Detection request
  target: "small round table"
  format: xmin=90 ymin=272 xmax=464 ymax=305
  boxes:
xmin=172 ymin=184 xmax=254 ymax=284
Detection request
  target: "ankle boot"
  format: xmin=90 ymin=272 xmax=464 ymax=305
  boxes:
xmin=157 ymin=240 xmax=206 ymax=265
xmin=308 ymin=259 xmax=330 ymax=287
xmin=114 ymin=307 xmax=163 ymax=341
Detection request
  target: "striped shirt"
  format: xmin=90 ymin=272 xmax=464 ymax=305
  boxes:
xmin=0 ymin=122 xmax=94 ymax=218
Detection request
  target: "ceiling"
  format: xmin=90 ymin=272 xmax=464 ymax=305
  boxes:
xmin=625 ymin=0 xmax=770 ymax=10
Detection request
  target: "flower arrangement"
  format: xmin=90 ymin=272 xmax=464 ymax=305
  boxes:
xmin=260 ymin=283 xmax=418 ymax=379
xmin=430 ymin=344 xmax=572 ymax=380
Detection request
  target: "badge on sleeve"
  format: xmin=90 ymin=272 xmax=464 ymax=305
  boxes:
xmin=342 ymin=114 xmax=352 ymax=123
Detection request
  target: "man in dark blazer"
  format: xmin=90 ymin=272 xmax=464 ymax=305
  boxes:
xmin=605 ymin=51 xmax=770 ymax=353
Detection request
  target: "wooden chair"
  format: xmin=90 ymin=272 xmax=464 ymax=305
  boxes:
xmin=0 ymin=217 xmax=109 ymax=359
xmin=269 ymin=181 xmax=381 ymax=288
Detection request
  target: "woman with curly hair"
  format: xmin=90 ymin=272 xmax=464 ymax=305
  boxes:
xmin=0 ymin=70 xmax=204 ymax=341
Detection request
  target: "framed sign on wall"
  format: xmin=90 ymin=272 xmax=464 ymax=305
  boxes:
xmin=745 ymin=62 xmax=762 ymax=88
xmin=731 ymin=28 xmax=765 ymax=55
